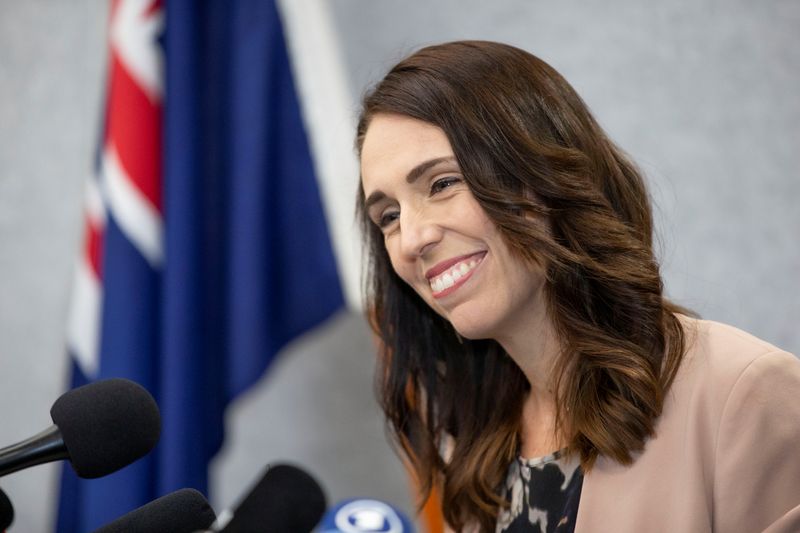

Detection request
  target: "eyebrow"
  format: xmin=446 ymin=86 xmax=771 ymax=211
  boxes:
xmin=364 ymin=156 xmax=457 ymax=212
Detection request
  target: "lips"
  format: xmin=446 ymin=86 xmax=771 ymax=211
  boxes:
xmin=426 ymin=252 xmax=486 ymax=298
xmin=426 ymin=252 xmax=485 ymax=279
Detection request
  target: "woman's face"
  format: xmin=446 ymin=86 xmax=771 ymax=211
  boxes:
xmin=360 ymin=113 xmax=547 ymax=341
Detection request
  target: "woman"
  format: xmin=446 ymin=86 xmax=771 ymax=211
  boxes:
xmin=355 ymin=41 xmax=800 ymax=532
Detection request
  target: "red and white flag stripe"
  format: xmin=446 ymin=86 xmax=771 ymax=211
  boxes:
xmin=67 ymin=0 xmax=164 ymax=378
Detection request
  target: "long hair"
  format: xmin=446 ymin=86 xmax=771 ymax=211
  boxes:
xmin=355 ymin=41 xmax=689 ymax=531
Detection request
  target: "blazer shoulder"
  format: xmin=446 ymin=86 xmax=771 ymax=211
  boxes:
xmin=675 ymin=316 xmax=794 ymax=391
xmin=711 ymin=338 xmax=800 ymax=532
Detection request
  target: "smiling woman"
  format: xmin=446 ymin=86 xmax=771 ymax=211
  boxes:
xmin=354 ymin=41 xmax=800 ymax=533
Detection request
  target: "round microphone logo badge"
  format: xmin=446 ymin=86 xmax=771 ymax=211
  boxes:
xmin=333 ymin=499 xmax=405 ymax=532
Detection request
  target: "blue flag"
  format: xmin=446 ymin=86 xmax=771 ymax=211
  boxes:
xmin=58 ymin=0 xmax=344 ymax=530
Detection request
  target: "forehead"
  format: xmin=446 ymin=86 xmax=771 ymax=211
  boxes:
xmin=360 ymin=114 xmax=454 ymax=193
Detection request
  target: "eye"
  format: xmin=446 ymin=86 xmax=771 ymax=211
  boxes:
xmin=430 ymin=176 xmax=462 ymax=195
xmin=377 ymin=210 xmax=399 ymax=229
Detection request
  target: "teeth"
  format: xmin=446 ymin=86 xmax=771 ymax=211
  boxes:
xmin=442 ymin=273 xmax=454 ymax=289
xmin=429 ymin=256 xmax=482 ymax=293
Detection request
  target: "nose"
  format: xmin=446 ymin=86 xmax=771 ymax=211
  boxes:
xmin=398 ymin=205 xmax=442 ymax=259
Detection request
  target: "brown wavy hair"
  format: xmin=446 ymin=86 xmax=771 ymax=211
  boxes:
xmin=355 ymin=41 xmax=690 ymax=531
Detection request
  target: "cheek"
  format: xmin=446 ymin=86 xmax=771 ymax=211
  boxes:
xmin=386 ymin=245 xmax=441 ymax=308
xmin=384 ymin=240 xmax=399 ymax=273
xmin=385 ymin=244 xmax=414 ymax=286
xmin=392 ymin=262 xmax=424 ymax=298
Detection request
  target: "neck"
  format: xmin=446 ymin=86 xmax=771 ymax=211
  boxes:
xmin=495 ymin=305 xmax=562 ymax=401
xmin=495 ymin=305 xmax=565 ymax=456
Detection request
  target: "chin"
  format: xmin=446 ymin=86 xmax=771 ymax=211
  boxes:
xmin=449 ymin=315 xmax=497 ymax=341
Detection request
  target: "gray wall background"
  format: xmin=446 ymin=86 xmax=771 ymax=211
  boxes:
xmin=0 ymin=1 xmax=798 ymax=531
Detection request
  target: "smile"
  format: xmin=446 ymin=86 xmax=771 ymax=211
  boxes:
xmin=427 ymin=253 xmax=485 ymax=297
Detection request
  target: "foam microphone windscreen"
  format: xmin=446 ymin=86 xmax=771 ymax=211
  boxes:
xmin=223 ymin=463 xmax=327 ymax=533
xmin=93 ymin=488 xmax=216 ymax=533
xmin=0 ymin=487 xmax=13 ymax=530
xmin=50 ymin=378 xmax=160 ymax=478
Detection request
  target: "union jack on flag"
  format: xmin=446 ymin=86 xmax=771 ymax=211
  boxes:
xmin=66 ymin=0 xmax=163 ymax=382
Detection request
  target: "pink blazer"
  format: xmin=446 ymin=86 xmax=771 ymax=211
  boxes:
xmin=576 ymin=318 xmax=800 ymax=532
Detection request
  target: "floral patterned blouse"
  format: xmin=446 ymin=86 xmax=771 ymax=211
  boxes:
xmin=496 ymin=450 xmax=584 ymax=533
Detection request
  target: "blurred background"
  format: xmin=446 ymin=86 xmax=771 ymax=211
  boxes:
xmin=0 ymin=0 xmax=798 ymax=531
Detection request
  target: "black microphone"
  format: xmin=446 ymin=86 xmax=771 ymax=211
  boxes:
xmin=92 ymin=488 xmax=216 ymax=533
xmin=212 ymin=463 xmax=327 ymax=533
xmin=0 ymin=378 xmax=160 ymax=478
xmin=0 ymin=486 xmax=13 ymax=531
